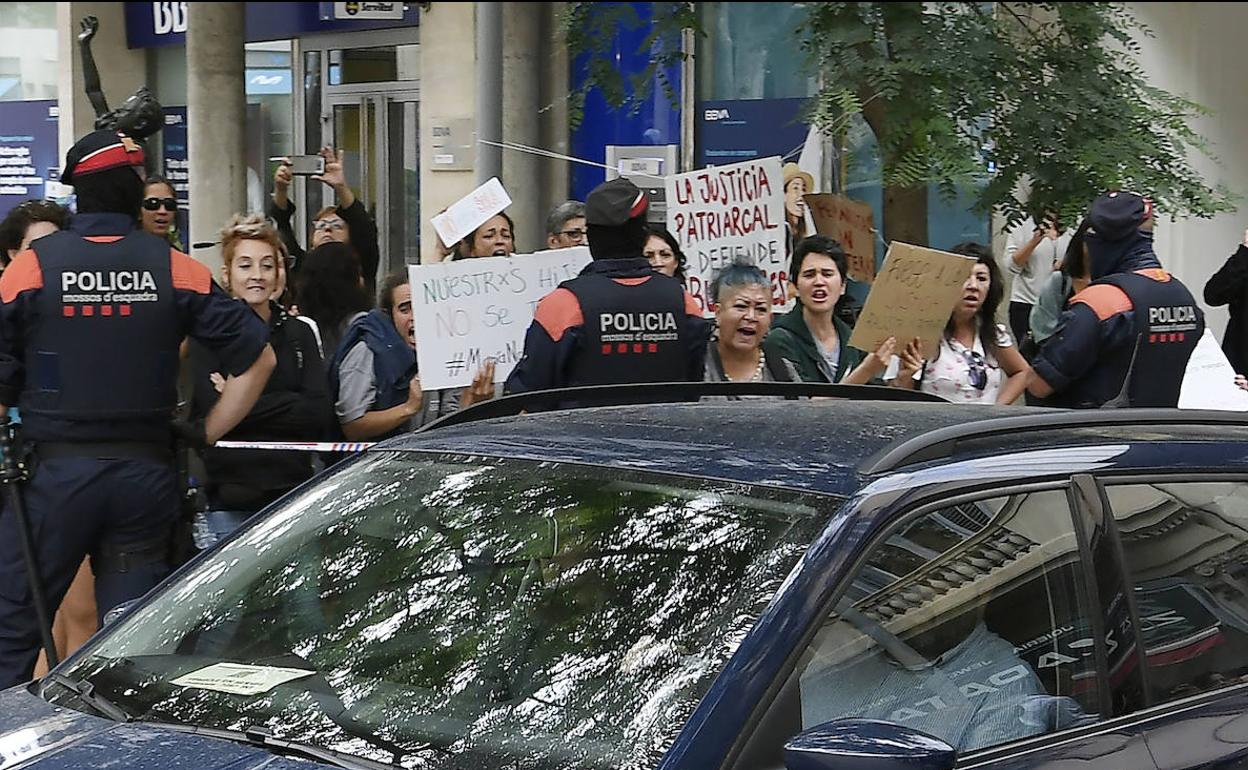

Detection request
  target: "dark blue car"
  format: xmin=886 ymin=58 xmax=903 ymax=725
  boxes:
xmin=5 ymin=388 xmax=1248 ymax=770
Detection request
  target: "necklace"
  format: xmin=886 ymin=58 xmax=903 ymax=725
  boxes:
xmin=725 ymin=351 xmax=766 ymax=382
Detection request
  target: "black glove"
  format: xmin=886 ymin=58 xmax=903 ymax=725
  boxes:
xmin=171 ymin=418 xmax=208 ymax=449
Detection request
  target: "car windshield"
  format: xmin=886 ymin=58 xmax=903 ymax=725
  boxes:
xmin=48 ymin=453 xmax=831 ymax=769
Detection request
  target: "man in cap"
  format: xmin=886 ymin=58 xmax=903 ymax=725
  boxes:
xmin=1027 ymin=191 xmax=1203 ymax=407
xmin=505 ymin=177 xmax=709 ymax=398
xmin=0 ymin=129 xmax=275 ymax=687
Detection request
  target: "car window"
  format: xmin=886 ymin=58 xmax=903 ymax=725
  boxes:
xmin=742 ymin=490 xmax=1103 ymax=766
xmin=49 ymin=453 xmax=832 ymax=770
xmin=1103 ymin=481 xmax=1248 ymax=704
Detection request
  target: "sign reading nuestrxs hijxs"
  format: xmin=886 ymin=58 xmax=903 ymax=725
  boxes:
xmin=410 ymin=247 xmax=593 ymax=391
xmin=664 ymin=157 xmax=789 ymax=317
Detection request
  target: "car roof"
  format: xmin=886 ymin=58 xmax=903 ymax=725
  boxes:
xmin=385 ymin=400 xmax=1047 ymax=496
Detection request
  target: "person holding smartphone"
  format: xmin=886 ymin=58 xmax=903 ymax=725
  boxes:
xmin=1003 ymin=210 xmax=1073 ymax=356
xmin=268 ymin=145 xmax=381 ymax=299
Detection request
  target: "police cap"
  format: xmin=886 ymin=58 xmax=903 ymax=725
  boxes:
xmin=585 ymin=177 xmax=648 ymax=227
xmin=61 ymin=129 xmax=146 ymax=185
xmin=1088 ymin=191 xmax=1152 ymax=242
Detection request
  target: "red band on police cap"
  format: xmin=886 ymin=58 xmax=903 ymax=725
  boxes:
xmin=629 ymin=190 xmax=648 ymax=219
xmin=72 ymin=140 xmax=145 ymax=177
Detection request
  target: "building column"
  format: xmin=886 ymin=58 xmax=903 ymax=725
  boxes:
xmin=419 ymin=3 xmax=477 ymax=262
xmin=502 ymin=3 xmax=541 ymax=252
xmin=187 ymin=2 xmax=246 ymax=273
xmin=539 ymin=3 xmax=571 ymax=220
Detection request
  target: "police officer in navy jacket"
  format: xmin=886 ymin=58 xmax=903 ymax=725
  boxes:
xmin=0 ymin=129 xmax=275 ymax=687
xmin=505 ymin=178 xmax=710 ymax=399
xmin=1028 ymin=192 xmax=1203 ymax=408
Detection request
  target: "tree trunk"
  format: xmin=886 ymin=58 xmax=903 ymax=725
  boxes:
xmin=859 ymin=94 xmax=929 ymax=248
xmin=882 ymin=184 xmax=928 ymax=247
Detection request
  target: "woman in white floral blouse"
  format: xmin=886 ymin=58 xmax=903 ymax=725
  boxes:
xmin=890 ymin=242 xmax=1031 ymax=404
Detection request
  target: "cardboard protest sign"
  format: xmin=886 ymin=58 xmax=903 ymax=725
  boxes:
xmin=665 ymin=157 xmax=789 ymax=317
xmin=805 ymin=193 xmax=876 ymax=283
xmin=431 ymin=177 xmax=512 ymax=248
xmin=848 ymin=242 xmax=976 ymax=359
xmin=1179 ymin=328 xmax=1248 ymax=411
xmin=410 ymin=247 xmax=592 ymax=391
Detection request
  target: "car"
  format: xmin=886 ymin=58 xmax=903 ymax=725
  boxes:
xmin=4 ymin=383 xmax=1248 ymax=770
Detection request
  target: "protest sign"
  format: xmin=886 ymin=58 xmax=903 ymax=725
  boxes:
xmin=805 ymin=193 xmax=876 ymax=283
xmin=431 ymin=177 xmax=512 ymax=248
xmin=410 ymin=247 xmax=592 ymax=391
xmin=848 ymin=242 xmax=975 ymax=358
xmin=665 ymin=157 xmax=789 ymax=317
xmin=1179 ymin=328 xmax=1248 ymax=411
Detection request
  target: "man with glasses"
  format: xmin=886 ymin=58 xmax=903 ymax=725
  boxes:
xmin=1028 ymin=191 xmax=1204 ymax=408
xmin=269 ymin=146 xmax=380 ymax=296
xmin=544 ymin=200 xmax=587 ymax=250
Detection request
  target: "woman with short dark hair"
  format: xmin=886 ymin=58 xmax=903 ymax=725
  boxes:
xmin=763 ymin=234 xmax=894 ymax=384
xmin=705 ymin=259 xmax=796 ymax=389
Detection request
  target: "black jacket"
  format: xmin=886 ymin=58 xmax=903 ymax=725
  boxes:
xmin=268 ymin=197 xmax=381 ymax=298
xmin=189 ymin=301 xmax=332 ymax=511
xmin=1204 ymin=244 xmax=1248 ymax=374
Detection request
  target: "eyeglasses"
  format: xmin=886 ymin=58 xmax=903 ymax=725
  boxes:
xmin=313 ymin=219 xmax=347 ymax=232
xmin=142 ymin=197 xmax=178 ymax=212
xmin=559 ymin=228 xmax=586 ymax=240
xmin=961 ymin=349 xmax=989 ymax=391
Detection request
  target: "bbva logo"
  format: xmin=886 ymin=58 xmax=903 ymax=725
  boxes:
xmin=704 ymin=109 xmax=731 ymax=121
xmin=153 ymin=2 xmax=189 ymax=35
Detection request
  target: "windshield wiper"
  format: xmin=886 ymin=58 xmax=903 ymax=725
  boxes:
xmin=40 ymin=673 xmax=132 ymax=723
xmin=117 ymin=721 xmax=389 ymax=769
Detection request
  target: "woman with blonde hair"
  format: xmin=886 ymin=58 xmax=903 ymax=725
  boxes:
xmin=187 ymin=213 xmax=331 ymax=546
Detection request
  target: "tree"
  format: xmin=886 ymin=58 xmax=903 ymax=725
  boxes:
xmin=567 ymin=2 xmax=1236 ymax=245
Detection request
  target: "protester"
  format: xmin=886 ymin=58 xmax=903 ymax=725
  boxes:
xmin=0 ymin=128 xmax=274 ymax=688
xmin=1003 ymin=212 xmax=1073 ymax=349
xmin=294 ymin=242 xmax=372 ymax=367
xmin=782 ymin=162 xmax=812 ymax=256
xmin=545 ymin=200 xmax=586 ymax=249
xmin=139 ymin=174 xmax=182 ymax=249
xmin=644 ymin=226 xmax=687 ymax=282
xmin=270 ymin=146 xmax=381 ymax=295
xmin=1030 ymin=219 xmax=1092 ymax=349
xmin=763 ymin=234 xmax=895 ymax=385
xmin=0 ymin=199 xmax=67 ymax=268
xmin=1028 ymin=192 xmax=1204 ymax=408
xmin=505 ymin=177 xmax=709 ymax=397
xmin=1202 ymin=228 xmax=1248 ymax=374
xmin=890 ymin=243 xmax=1030 ymax=404
xmin=704 ymin=259 xmax=797 ymax=388
xmin=454 ymin=212 xmax=515 ymax=259
xmin=330 ymin=270 xmax=495 ymax=440
xmin=188 ymin=214 xmax=330 ymax=546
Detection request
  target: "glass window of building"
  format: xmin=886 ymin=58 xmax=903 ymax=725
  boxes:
xmin=0 ymin=2 xmax=58 ymax=101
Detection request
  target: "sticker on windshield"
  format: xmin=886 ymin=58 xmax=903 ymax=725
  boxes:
xmin=170 ymin=663 xmax=316 ymax=696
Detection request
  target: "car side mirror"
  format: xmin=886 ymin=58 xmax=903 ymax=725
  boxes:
xmin=101 ymin=599 xmax=138 ymax=627
xmin=783 ymin=719 xmax=956 ymax=770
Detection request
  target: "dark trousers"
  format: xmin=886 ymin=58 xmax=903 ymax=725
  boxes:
xmin=0 ymin=457 xmax=177 ymax=688
xmin=1009 ymin=301 xmax=1034 ymax=352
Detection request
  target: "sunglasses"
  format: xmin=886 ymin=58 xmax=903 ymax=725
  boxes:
xmin=313 ymin=219 xmax=347 ymax=232
xmin=142 ymin=197 xmax=178 ymax=212
xmin=961 ymin=349 xmax=989 ymax=391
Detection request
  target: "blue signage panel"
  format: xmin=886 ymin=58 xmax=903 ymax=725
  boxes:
xmin=125 ymin=1 xmax=419 ymax=49
xmin=161 ymin=106 xmax=190 ymax=241
xmin=696 ymin=98 xmax=809 ymax=168
xmin=0 ymin=100 xmax=59 ymax=218
xmin=246 ymin=69 xmax=292 ymax=95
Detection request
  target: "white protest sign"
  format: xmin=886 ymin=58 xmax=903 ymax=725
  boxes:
xmin=411 ymin=247 xmax=593 ymax=391
xmin=171 ymin=663 xmax=315 ymax=696
xmin=665 ymin=157 xmax=789 ymax=317
xmin=1179 ymin=328 xmax=1248 ymax=411
xmin=431 ymin=177 xmax=512 ymax=248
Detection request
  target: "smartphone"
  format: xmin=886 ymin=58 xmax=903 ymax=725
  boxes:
xmin=272 ymin=155 xmax=325 ymax=175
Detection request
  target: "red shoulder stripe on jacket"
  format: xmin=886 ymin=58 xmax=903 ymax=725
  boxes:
xmin=170 ymin=249 xmax=213 ymax=294
xmin=1135 ymin=268 xmax=1171 ymax=283
xmin=533 ymin=288 xmax=583 ymax=342
xmin=1070 ymin=284 xmax=1133 ymax=321
xmin=683 ymin=290 xmax=702 ymax=316
xmin=0 ymin=250 xmax=42 ymax=303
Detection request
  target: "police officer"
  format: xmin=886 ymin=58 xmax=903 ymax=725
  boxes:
xmin=0 ymin=129 xmax=275 ymax=687
xmin=505 ymin=178 xmax=709 ymax=398
xmin=1028 ymin=191 xmax=1203 ymax=407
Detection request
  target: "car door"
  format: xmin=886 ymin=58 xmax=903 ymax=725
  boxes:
xmin=724 ymin=482 xmax=1158 ymax=770
xmin=1096 ymin=476 xmax=1248 ymax=770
